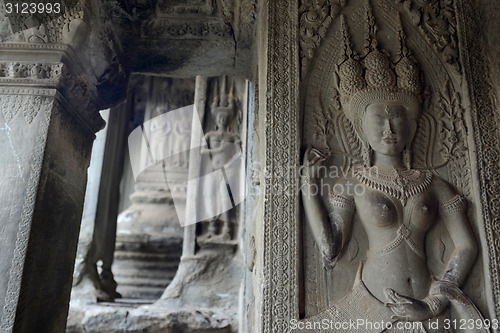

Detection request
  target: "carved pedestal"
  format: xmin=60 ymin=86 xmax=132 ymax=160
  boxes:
xmin=114 ymin=166 xmax=184 ymax=299
xmin=112 ymin=77 xmax=195 ymax=299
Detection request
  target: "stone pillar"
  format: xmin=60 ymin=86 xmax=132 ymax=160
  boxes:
xmin=113 ymin=76 xmax=195 ymax=299
xmin=152 ymin=75 xmax=247 ymax=332
xmin=251 ymin=0 xmax=301 ymax=332
xmin=0 ymin=2 xmax=127 ymax=331
xmin=71 ymin=102 xmax=129 ymax=303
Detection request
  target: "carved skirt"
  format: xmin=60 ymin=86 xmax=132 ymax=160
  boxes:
xmin=302 ymin=263 xmax=450 ymax=333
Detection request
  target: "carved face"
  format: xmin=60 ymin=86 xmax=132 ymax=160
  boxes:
xmin=216 ymin=113 xmax=229 ymax=128
xmin=361 ymin=103 xmax=415 ymax=156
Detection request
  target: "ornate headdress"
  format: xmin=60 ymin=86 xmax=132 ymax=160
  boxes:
xmin=338 ymin=2 xmax=423 ymax=122
xmin=211 ymin=76 xmax=235 ymax=119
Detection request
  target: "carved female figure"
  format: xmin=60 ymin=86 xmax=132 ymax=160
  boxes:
xmin=301 ymin=13 xmax=485 ymax=332
xmin=200 ymin=97 xmax=241 ymax=239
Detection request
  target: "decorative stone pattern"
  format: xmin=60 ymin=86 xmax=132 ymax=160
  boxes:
xmin=4 ymin=3 xmax=86 ymax=44
xmin=134 ymin=0 xmax=233 ymax=39
xmin=0 ymin=91 xmax=55 ymax=331
xmin=457 ymin=0 xmax=500 ymax=319
xmin=146 ymin=21 xmax=232 ymax=39
xmin=0 ymin=62 xmax=63 ymax=81
xmin=261 ymin=0 xmax=300 ymax=332
xmin=0 ymin=90 xmax=54 ymax=124
xmin=437 ymin=80 xmax=472 ymax=198
xmin=395 ymin=0 xmax=461 ymax=73
xmin=299 ymin=0 xmax=346 ymax=78
xmin=156 ymin=0 xmax=216 ymax=17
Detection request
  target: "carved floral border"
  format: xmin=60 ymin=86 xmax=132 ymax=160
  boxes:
xmin=261 ymin=0 xmax=301 ymax=332
xmin=457 ymin=0 xmax=500 ymax=319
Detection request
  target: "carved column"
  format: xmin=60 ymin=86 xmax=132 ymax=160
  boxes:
xmin=113 ymin=76 xmax=194 ymax=299
xmin=71 ymin=102 xmax=129 ymax=303
xmin=153 ymin=75 xmax=247 ymax=331
xmin=251 ymin=0 xmax=301 ymax=332
xmin=0 ymin=2 xmax=127 ymax=332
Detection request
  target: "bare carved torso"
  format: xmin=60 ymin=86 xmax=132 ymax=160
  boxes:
xmin=333 ymin=167 xmax=444 ymax=302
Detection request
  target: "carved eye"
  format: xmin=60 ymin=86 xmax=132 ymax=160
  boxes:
xmin=382 ymin=204 xmax=389 ymax=211
xmin=422 ymin=205 xmax=429 ymax=212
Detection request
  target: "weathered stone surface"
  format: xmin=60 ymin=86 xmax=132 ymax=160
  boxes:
xmin=112 ymin=76 xmax=195 ymax=299
xmin=0 ymin=1 xmax=129 ymax=330
xmin=72 ymin=104 xmax=129 ymax=304
xmin=67 ymin=301 xmax=232 ymax=333
xmin=99 ymin=0 xmax=257 ymax=78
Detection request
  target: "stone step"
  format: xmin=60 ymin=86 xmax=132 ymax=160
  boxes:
xmin=114 ymin=276 xmax=173 ymax=288
xmin=112 ymin=258 xmax=180 ymax=269
xmin=113 ymin=251 xmax=182 ymax=261
xmin=113 ymin=268 xmax=177 ymax=280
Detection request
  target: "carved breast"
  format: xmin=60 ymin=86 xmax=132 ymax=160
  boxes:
xmin=406 ymin=194 xmax=437 ymax=230
xmin=356 ymin=190 xmax=399 ymax=228
xmin=355 ymin=187 xmax=437 ymax=231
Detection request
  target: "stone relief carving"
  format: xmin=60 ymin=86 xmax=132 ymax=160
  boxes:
xmin=4 ymin=2 xmax=87 ymax=45
xmin=0 ymin=93 xmax=53 ymax=124
xmin=146 ymin=21 xmax=232 ymax=38
xmin=198 ymin=76 xmax=242 ymax=243
xmin=394 ymin=0 xmax=460 ymax=73
xmin=437 ymin=79 xmax=471 ymax=198
xmin=0 ymin=62 xmax=63 ymax=80
xmin=0 ymin=93 xmax=55 ymax=331
xmin=258 ymin=1 xmax=301 ymax=331
xmin=156 ymin=0 xmax=216 ymax=17
xmin=457 ymin=0 xmax=500 ymax=318
xmin=299 ymin=0 xmax=346 ymax=78
xmin=300 ymin=2 xmax=487 ymax=330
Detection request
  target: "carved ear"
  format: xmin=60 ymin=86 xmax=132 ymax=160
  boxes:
xmin=354 ymin=118 xmax=367 ymax=142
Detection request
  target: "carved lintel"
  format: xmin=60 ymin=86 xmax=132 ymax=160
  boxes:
xmin=144 ymin=20 xmax=232 ymax=39
xmin=156 ymin=0 xmax=216 ymax=18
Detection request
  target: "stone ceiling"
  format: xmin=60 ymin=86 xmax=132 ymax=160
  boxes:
xmin=105 ymin=0 xmax=258 ymax=78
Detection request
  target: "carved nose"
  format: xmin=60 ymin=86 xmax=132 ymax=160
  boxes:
xmin=383 ymin=119 xmax=394 ymax=136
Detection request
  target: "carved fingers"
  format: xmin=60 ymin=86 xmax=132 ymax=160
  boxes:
xmin=303 ymin=145 xmax=328 ymax=166
xmin=384 ymin=288 xmax=433 ymax=322
xmin=302 ymin=145 xmax=328 ymax=179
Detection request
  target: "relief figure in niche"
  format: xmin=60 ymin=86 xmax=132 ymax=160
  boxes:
xmin=200 ymin=92 xmax=241 ymax=240
xmin=301 ymin=11 xmax=486 ymax=332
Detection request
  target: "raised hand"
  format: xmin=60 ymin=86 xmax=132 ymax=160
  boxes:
xmin=302 ymin=145 xmax=328 ymax=179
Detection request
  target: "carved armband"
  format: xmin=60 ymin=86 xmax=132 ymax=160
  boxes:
xmin=300 ymin=174 xmax=317 ymax=187
xmin=424 ymin=295 xmax=443 ymax=317
xmin=441 ymin=195 xmax=466 ymax=215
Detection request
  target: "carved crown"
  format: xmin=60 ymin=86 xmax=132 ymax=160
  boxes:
xmin=211 ymin=76 xmax=236 ymax=118
xmin=338 ymin=2 xmax=423 ymax=121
